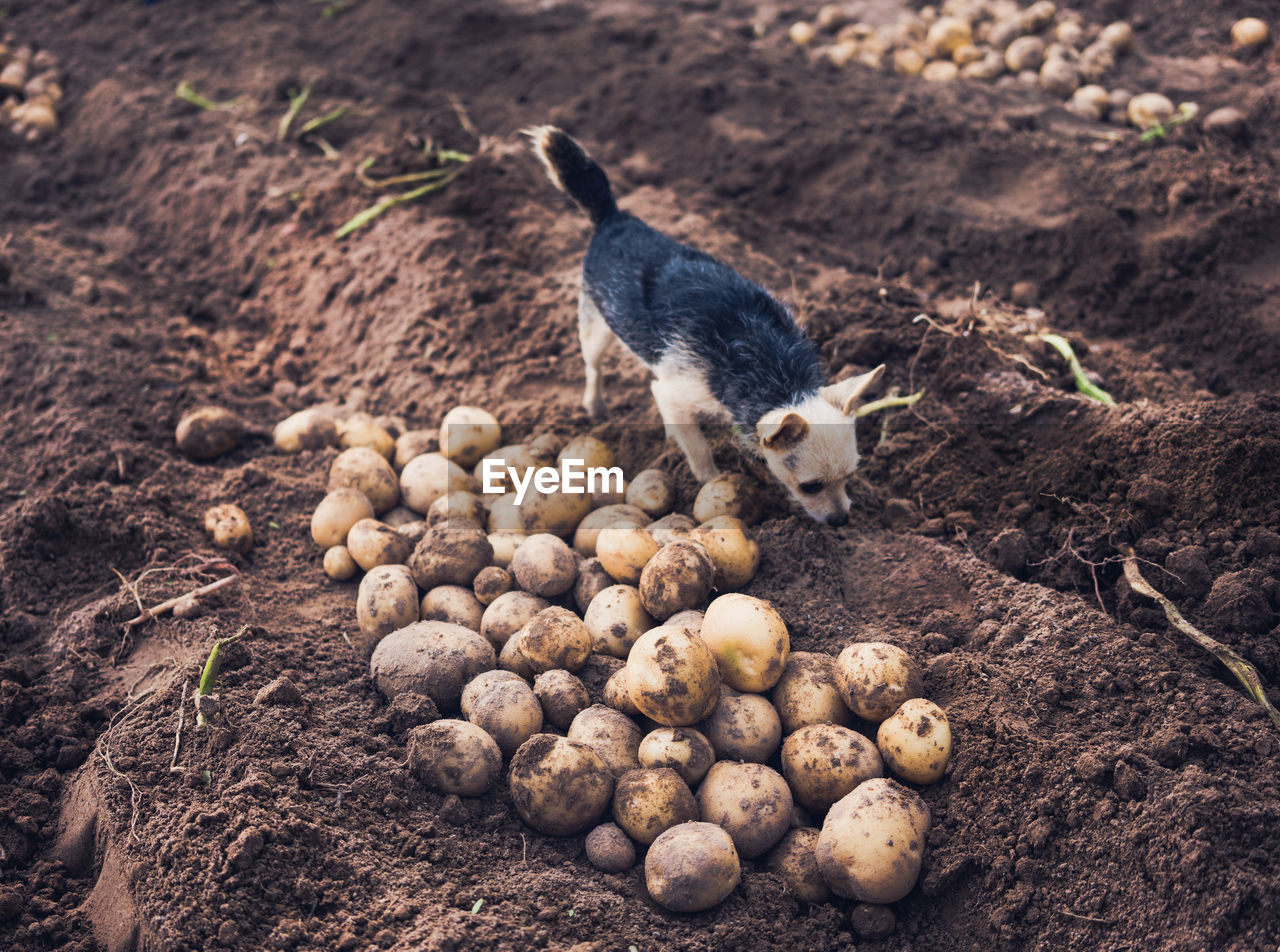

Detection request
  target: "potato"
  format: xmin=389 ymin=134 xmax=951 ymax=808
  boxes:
xmin=346 ymin=518 xmax=413 ymax=571
xmin=574 ymin=557 xmax=614 ymax=613
xmin=369 ymin=620 xmax=495 ymax=710
xmin=613 ymin=768 xmax=699 ymax=846
xmin=528 ymin=432 xmax=562 ymax=457
xmin=951 ymin=43 xmax=983 ymax=66
xmin=647 ymin=513 xmax=696 ymax=546
xmin=638 ymin=540 xmax=714 ymax=620
xmin=532 ymin=669 xmax=590 ymax=729
xmin=767 ymin=828 xmax=830 ymax=904
xmin=311 ymin=489 xmax=375 ymax=548
xmin=329 ymin=446 xmax=399 ymax=514
xmin=400 ymin=452 xmax=473 ymax=514
xmin=924 ymin=16 xmax=971 ymax=58
xmin=473 ymin=565 xmax=512 ymax=605
xmin=486 ymin=493 xmax=523 ymax=534
xmin=1066 ymin=84 xmax=1109 ymax=121
xmin=584 ymin=585 xmax=653 ymax=658
xmin=692 ymin=474 xmax=759 ymax=524
xmin=782 ymin=724 xmax=885 ymax=812
xmin=274 ymin=407 xmax=339 ymax=453
xmin=487 ymin=531 xmax=524 ymax=568
xmin=815 ymin=778 xmax=930 ymax=903
xmin=475 ymin=443 xmax=548 ymax=494
xmin=921 ymin=60 xmax=958 ymax=82
xmin=1127 ymin=92 xmax=1175 ymax=130
xmin=175 ymin=405 xmax=241 ymax=461
xmin=892 ymin=48 xmax=926 ymax=77
xmin=203 ymin=504 xmax=252 ymax=554
xmin=877 ymin=698 xmax=952 ymax=784
xmin=408 ymin=522 xmax=493 ymax=590
xmin=961 ymin=50 xmax=1005 ymax=80
xmin=393 ymin=429 xmax=436 ymax=469
xmin=480 ymin=590 xmax=550 ymax=649
xmin=597 ymin=526 xmax=659 ymax=584
xmin=585 ymin=823 xmax=636 ymax=873
xmin=603 ymin=667 xmax=643 ymax=717
xmin=420 ymin=584 xmax=484 ymax=630
xmin=789 ymin=20 xmax=817 ymax=46
xmin=699 ymin=692 xmax=782 ymax=763
xmin=521 ymin=606 xmax=591 ymax=673
xmin=573 ymin=504 xmax=650 ymax=556
xmin=699 ymin=593 xmax=789 ymax=693
xmin=338 ymin=412 xmax=394 ymax=460
xmin=467 ymin=679 xmax=543 ymax=757
xmin=626 ymin=469 xmax=675 ymax=518
xmin=638 ymin=727 xmax=715 ymax=786
xmin=557 ymin=434 xmax=615 ymax=471
xmin=397 ymin=521 xmax=429 ymax=547
xmin=1004 ymin=35 xmax=1045 ymax=72
xmin=834 ymin=642 xmax=923 ymax=722
xmin=1231 ymin=17 xmax=1269 ymax=51
xmin=381 ymin=505 xmax=419 ymax=528
xmin=406 ymin=720 xmax=501 ymax=796
xmin=356 ymin=565 xmax=419 ymax=650
xmin=591 ymin=480 xmax=628 ymax=508
xmin=1078 ymin=39 xmax=1115 ymax=82
xmin=697 ymin=762 xmax=793 ymax=859
xmin=646 ymin=821 xmax=740 ymax=912
xmin=568 ymin=704 xmax=643 ymax=777
xmin=626 ymin=626 xmax=721 ymax=727
xmin=440 ymin=406 xmax=501 ymax=469
xmin=460 ymin=669 xmax=525 ymax=717
xmin=508 ymin=734 xmax=614 ymax=836
xmin=666 ymin=608 xmax=704 ymax=633
xmin=690 ymin=516 xmax=759 ymax=591
xmin=771 ymin=651 xmax=854 ymax=734
xmin=427 ymin=491 xmax=485 ymax=528
xmin=498 ymin=629 xmax=535 ymax=679
xmin=323 ymin=545 xmax=358 ymax=581
xmin=1099 ymin=20 xmax=1133 ymax=51
xmin=510 ymin=533 xmax=577 ymax=597
xmin=519 ymin=487 xmax=592 ymax=538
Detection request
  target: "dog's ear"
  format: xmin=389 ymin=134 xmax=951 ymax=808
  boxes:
xmin=820 ymin=365 xmax=886 ymax=415
xmin=757 ymin=410 xmax=810 ymax=450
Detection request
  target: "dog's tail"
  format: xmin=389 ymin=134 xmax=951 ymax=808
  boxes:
xmin=524 ymin=125 xmax=618 ymax=226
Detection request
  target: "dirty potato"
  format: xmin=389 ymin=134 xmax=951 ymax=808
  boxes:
xmin=323 ymin=545 xmax=358 ymax=581
xmin=568 ymin=704 xmax=644 ymax=777
xmin=612 ymin=767 xmax=699 ymax=846
xmin=274 ymin=407 xmax=338 ymax=453
xmin=699 ymin=593 xmax=790 ymax=693
xmin=520 ymin=606 xmax=591 ymax=673
xmin=369 ymin=620 xmax=496 ymax=710
xmin=420 ymin=584 xmax=485 ymax=630
xmin=311 ymin=488 xmax=376 ymax=548
xmin=508 ymin=734 xmax=615 ymax=836
xmin=520 ymin=487 xmax=593 ymax=539
xmin=637 ymin=727 xmax=715 ymax=787
xmin=400 ymin=452 xmax=473 ymax=514
xmin=408 ymin=522 xmax=493 ymax=590
xmin=204 ymin=503 xmax=253 ymax=554
xmin=696 ymin=761 xmax=793 ymax=859
xmin=393 ymin=429 xmax=436 ymax=469
xmin=329 ymin=446 xmax=399 ymax=514
xmin=626 ymin=469 xmax=676 ymax=518
xmin=645 ymin=822 xmax=741 ymax=913
xmin=639 ymin=540 xmax=714 ymax=620
xmin=556 ymin=434 xmax=615 ymax=471
xmin=584 ymin=584 xmax=653 ymax=658
xmin=690 ymin=516 xmax=759 ymax=591
xmin=487 ymin=531 xmax=525 ymax=569
xmin=407 ymin=720 xmax=502 ymax=796
xmin=175 ymin=405 xmax=241 ymax=461
xmin=427 ymin=491 xmax=486 ymax=528
xmin=532 ymin=669 xmax=590 ymax=730
xmin=509 ymin=533 xmax=578 ymax=597
xmin=596 ymin=526 xmax=659 ymax=585
xmin=574 ymin=557 xmax=615 ymax=613
xmin=699 ymin=691 xmax=782 ymax=763
xmin=782 ymin=724 xmax=885 ymax=812
xmin=771 ymin=651 xmax=854 ymax=734
xmin=573 ymin=504 xmax=650 ymax=556
xmin=692 ymin=473 xmax=760 ymax=524
xmin=603 ymin=667 xmax=643 ymax=718
xmin=647 ymin=512 xmax=696 ymax=546
xmin=480 ymin=591 xmax=551 ymax=650
xmin=876 ymin=698 xmax=952 ymax=784
xmin=338 ymin=412 xmax=394 ymax=460
xmin=472 ymin=565 xmax=513 ymax=605
xmin=767 ymin=828 xmax=831 ymax=904
xmin=626 ymin=626 xmax=721 ymax=727
xmin=440 ymin=406 xmax=502 ymax=469
xmin=466 ymin=679 xmax=544 ymax=758
xmin=815 ymin=778 xmax=930 ymax=903
xmin=460 ymin=670 xmax=526 ymax=717
xmin=355 ymin=564 xmax=419 ymax=651
xmin=346 ymin=518 xmax=413 ymax=571
xmin=833 ymin=642 xmax=923 ymax=722
xmin=585 ymin=823 xmax=637 ymax=873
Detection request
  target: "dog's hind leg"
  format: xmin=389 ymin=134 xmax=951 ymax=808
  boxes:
xmin=578 ymin=289 xmax=613 ymax=419
xmin=651 ymin=376 xmax=720 ymax=483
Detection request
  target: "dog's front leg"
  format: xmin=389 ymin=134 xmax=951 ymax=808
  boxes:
xmin=651 ymin=378 xmax=720 ymax=482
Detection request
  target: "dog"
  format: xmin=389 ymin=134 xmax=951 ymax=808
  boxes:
xmin=527 ymin=126 xmax=884 ymax=527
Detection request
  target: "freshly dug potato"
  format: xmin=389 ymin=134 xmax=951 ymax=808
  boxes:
xmin=1127 ymin=92 xmax=1175 ymax=130
xmin=613 ymin=768 xmax=699 ymax=846
xmin=690 ymin=516 xmax=759 ymax=591
xmin=646 ymin=821 xmax=740 ymax=912
xmin=834 ymin=642 xmax=923 ymax=722
xmin=532 ymin=669 xmax=590 ymax=730
xmin=487 ymin=531 xmax=525 ymax=568
xmin=585 ymin=823 xmax=636 ymax=873
xmin=603 ymin=667 xmax=643 ymax=717
xmin=408 ymin=522 xmax=493 ymax=590
xmin=427 ymin=491 xmax=485 ymax=527
xmin=789 ymin=20 xmax=817 ymax=46
xmin=626 ymin=626 xmax=721 ymax=727
xmin=420 ymin=585 xmax=485 ymax=630
xmin=697 ymin=761 xmax=793 ymax=859
xmin=573 ymin=504 xmax=650 ymax=556
xmin=323 ymin=545 xmax=358 ymax=581
xmin=508 ymin=734 xmax=614 ymax=836
xmin=527 ymin=432 xmax=562 ymax=457
xmin=626 ymin=469 xmax=676 ymax=518
xmin=574 ymin=557 xmax=614 ymax=613
xmin=510 ymin=533 xmax=578 ymax=597
xmin=692 ymin=474 xmax=759 ymax=524
xmin=584 ymin=584 xmax=653 ymax=658
xmin=521 ymin=606 xmax=591 ymax=673
xmin=397 ymin=520 xmax=429 ymax=547
xmin=638 ymin=540 xmax=714 ymax=620
xmin=175 ymin=405 xmax=241 ymax=461
xmin=1077 ymin=39 xmax=1116 ymax=82
xmin=356 ymin=565 xmax=419 ymax=650
xmin=767 ymin=828 xmax=830 ymax=904
xmin=666 ymin=609 xmax=703 ymax=632
xmin=369 ymin=620 xmax=496 ymax=710
xmin=699 ymin=692 xmax=782 ymax=763
xmin=338 ymin=412 xmax=394 ymax=460
xmin=638 ymin=727 xmax=715 ymax=787
xmin=699 ymin=593 xmax=789 ymax=693
xmin=274 ymin=407 xmax=339 ymax=453
xmin=311 ymin=488 xmax=376 ymax=548
xmin=782 ymin=724 xmax=885 ymax=812
xmin=596 ymin=526 xmax=659 ymax=584
xmin=1004 ymin=35 xmax=1045 ymax=72
xmin=476 ymin=443 xmax=548 ymax=494
xmin=473 ymin=565 xmax=513 ymax=605
xmin=440 ymin=406 xmax=501 ymax=469
xmin=487 ymin=493 xmax=524 ymax=533
xmin=925 ymin=16 xmax=971 ymax=59
xmin=329 ymin=446 xmax=399 ymax=514
xmin=407 ymin=720 xmax=502 ymax=796
xmin=771 ymin=651 xmax=854 ymax=734
xmin=460 ymin=669 xmax=525 ymax=717
xmin=480 ymin=591 xmax=551 ymax=649
xmin=892 ymin=47 xmax=926 ymax=77
xmin=467 ymin=679 xmax=544 ymax=757
xmin=921 ymin=60 xmax=959 ymax=82
xmin=1231 ymin=17 xmax=1269 ymax=51
xmin=647 ymin=512 xmax=696 ymax=546
xmin=400 ymin=452 xmax=473 ymax=514
xmin=568 ymin=704 xmax=643 ymax=777
xmin=556 ymin=434 xmax=615 ymax=471
xmin=816 ymin=778 xmax=930 ymax=903
xmin=381 ymin=505 xmax=419 ymax=528
xmin=877 ymin=698 xmax=952 ymax=784
xmin=393 ymin=429 xmax=436 ymax=469
xmin=498 ymin=628 xmax=535 ymax=679
xmin=203 ymin=504 xmax=252 ymax=554
xmin=1099 ymin=20 xmax=1134 ymax=51
xmin=346 ymin=518 xmax=413 ymax=571
xmin=519 ymin=487 xmax=592 ymax=538
xmin=1039 ymin=55 xmax=1079 ymax=97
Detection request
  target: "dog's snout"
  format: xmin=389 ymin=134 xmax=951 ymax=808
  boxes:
xmin=825 ymin=512 xmax=849 ymax=528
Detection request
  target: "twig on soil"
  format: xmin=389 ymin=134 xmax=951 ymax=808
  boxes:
xmin=196 ymin=625 xmax=250 ymax=728
xmin=278 ymin=83 xmax=313 ymax=142
xmin=170 ymin=680 xmax=190 ymax=773
xmin=1033 ymin=333 xmax=1116 ymax=406
xmin=122 ymin=574 xmax=240 ymax=630
xmin=1058 ymin=909 xmax=1113 ymax=926
xmin=853 ymin=389 xmax=925 ymax=419
xmin=1121 ymin=547 xmax=1280 ymax=730
xmin=174 ymin=81 xmax=240 ymax=112
xmin=99 ymin=697 xmax=152 ymax=841
xmin=447 ymin=93 xmax=478 ymax=139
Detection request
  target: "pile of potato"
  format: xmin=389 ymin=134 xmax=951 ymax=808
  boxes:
xmin=287 ymin=403 xmax=954 ymax=922
xmin=0 ymin=35 xmax=65 ymax=142
xmin=781 ymin=2 xmax=1266 ymax=134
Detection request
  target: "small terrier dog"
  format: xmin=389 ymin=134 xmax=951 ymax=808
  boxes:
xmin=528 ymin=126 xmax=884 ymax=527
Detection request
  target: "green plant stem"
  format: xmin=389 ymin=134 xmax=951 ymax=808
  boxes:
xmin=174 ymin=81 xmax=239 ymax=112
xmin=335 ymin=165 xmax=467 ymax=239
xmin=278 ymin=84 xmax=313 ymax=142
xmin=853 ymin=389 xmax=925 ymax=418
xmin=299 ymin=105 xmax=348 ymax=136
xmin=196 ymin=625 xmax=249 ymax=727
xmin=1035 ymin=333 xmax=1116 ymax=406
xmin=356 ymin=152 xmax=472 ymax=190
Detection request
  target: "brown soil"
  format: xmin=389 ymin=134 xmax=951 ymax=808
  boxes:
xmin=3 ymin=1 xmax=1280 ymax=950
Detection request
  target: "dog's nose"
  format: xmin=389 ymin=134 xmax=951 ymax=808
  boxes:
xmin=826 ymin=512 xmax=849 ymax=528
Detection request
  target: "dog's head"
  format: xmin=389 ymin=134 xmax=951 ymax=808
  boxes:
xmin=755 ymin=365 xmax=885 ymax=526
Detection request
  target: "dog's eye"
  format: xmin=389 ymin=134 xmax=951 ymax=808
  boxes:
xmin=798 ymin=480 xmax=824 ymax=495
